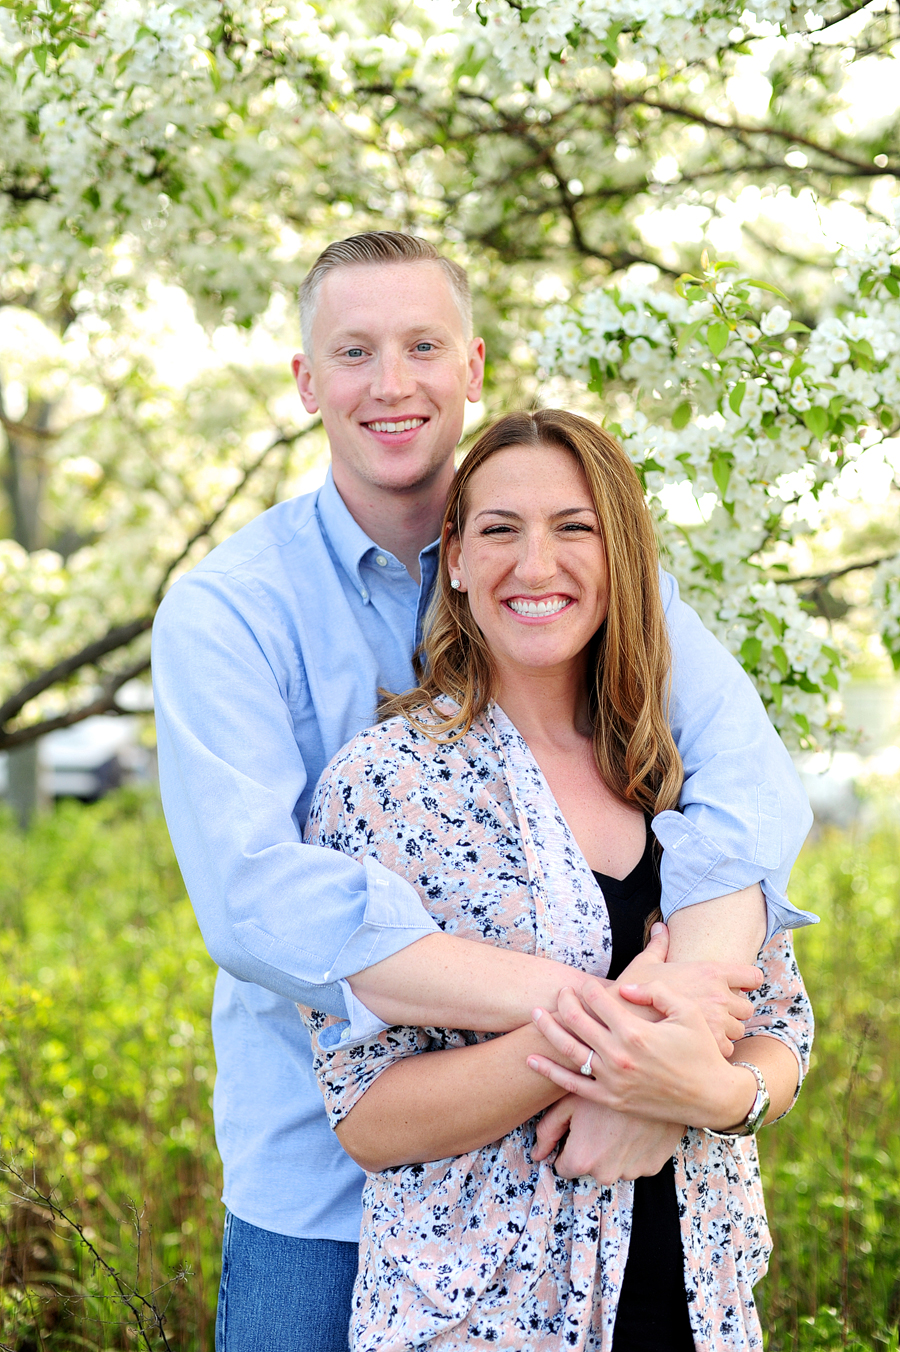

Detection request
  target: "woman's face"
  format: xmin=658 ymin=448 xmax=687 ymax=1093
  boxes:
xmin=447 ymin=442 xmax=609 ymax=687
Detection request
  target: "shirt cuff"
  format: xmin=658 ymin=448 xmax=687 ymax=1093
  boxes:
xmin=652 ymin=811 xmax=819 ymax=946
xmin=317 ymin=980 xmax=392 ymax=1049
xmin=316 ymin=856 xmax=440 ymax=1047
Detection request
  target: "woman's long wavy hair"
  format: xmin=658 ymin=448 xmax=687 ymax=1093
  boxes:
xmin=380 ymin=409 xmax=683 ymax=817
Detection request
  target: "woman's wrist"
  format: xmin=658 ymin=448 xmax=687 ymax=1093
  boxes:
xmin=701 ymin=1063 xmax=759 ymax=1133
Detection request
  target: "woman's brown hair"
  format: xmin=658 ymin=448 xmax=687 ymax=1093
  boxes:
xmin=380 ymin=409 xmax=683 ymax=817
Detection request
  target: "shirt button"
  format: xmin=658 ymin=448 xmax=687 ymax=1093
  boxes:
xmin=360 ymin=588 xmax=369 ymax=602
xmin=375 ymin=554 xmax=388 ymax=567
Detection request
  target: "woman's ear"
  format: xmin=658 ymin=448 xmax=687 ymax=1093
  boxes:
xmin=446 ymin=532 xmax=465 ymax=591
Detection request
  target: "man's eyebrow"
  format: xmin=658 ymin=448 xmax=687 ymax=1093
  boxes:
xmin=327 ymin=323 xmax=452 ymax=345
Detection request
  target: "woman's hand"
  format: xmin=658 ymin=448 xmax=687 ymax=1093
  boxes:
xmin=528 ymin=979 xmax=759 ymax=1131
xmin=532 ymin=1093 xmax=685 ymax=1185
xmin=615 ymin=924 xmax=762 ymax=1055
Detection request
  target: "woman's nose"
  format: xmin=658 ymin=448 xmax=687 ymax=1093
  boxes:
xmin=515 ymin=531 xmax=556 ymax=586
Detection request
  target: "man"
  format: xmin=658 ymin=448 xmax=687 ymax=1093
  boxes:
xmin=152 ymin=232 xmax=813 ymax=1352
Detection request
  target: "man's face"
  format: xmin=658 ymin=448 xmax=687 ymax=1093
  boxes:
xmin=292 ymin=261 xmax=485 ymax=501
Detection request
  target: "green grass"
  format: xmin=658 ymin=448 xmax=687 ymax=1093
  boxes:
xmin=0 ymin=792 xmax=898 ymax=1349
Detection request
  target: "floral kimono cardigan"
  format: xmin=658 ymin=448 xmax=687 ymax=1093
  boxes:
xmin=300 ymin=704 xmax=813 ymax=1352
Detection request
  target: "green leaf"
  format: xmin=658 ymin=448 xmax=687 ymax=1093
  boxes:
xmin=588 ymin=356 xmax=604 ymax=396
xmin=770 ymin=681 xmax=783 ymax=710
xmin=763 ymin=610 xmax=785 ymax=639
xmin=849 ymin=338 xmax=875 ymax=363
xmin=711 ymin=453 xmax=732 ymax=498
xmin=884 ymin=275 xmax=900 ymax=299
xmin=728 ymin=381 xmax=746 ymax=415
xmin=772 ymin=644 xmax=789 ymax=677
xmin=821 ymin=645 xmax=840 ymax=664
xmin=676 ymin=318 xmax=706 ymax=353
xmin=746 ymin=278 xmax=790 ymax=300
xmin=740 ymin=636 xmax=762 ymax=668
xmin=82 ymin=183 xmax=101 ymax=210
xmin=803 ymin=406 xmax=829 ymax=441
xmin=786 ymin=320 xmax=810 ymax=333
xmin=707 ymin=321 xmax=729 ymax=357
xmin=798 ymin=675 xmax=820 ymax=694
xmin=33 ymin=44 xmax=48 ymax=73
xmin=822 ymin=669 xmax=839 ymax=691
xmin=672 ymin=401 xmax=691 ymax=430
xmin=685 ymin=286 xmax=707 ymax=303
xmin=793 ymin=712 xmax=810 ymax=736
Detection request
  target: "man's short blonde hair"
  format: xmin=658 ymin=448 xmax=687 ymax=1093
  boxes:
xmin=299 ymin=231 xmax=473 ymax=354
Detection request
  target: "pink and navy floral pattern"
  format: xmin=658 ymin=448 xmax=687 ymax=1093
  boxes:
xmin=300 ymin=704 xmax=813 ymax=1351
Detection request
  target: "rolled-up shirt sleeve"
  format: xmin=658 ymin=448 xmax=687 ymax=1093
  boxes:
xmin=152 ymin=573 xmax=439 ymax=1035
xmin=656 ymin=568 xmax=817 ymax=943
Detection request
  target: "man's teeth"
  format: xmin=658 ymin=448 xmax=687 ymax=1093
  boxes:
xmin=507 ymin=598 xmax=570 ymax=617
xmin=368 ymin=418 xmax=426 ymax=433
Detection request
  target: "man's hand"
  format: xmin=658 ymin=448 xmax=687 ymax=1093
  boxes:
xmin=614 ymin=923 xmax=761 ymax=1055
xmin=532 ymin=1094 xmax=684 ymax=1185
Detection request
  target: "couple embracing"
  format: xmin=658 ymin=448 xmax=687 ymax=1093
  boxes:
xmin=153 ymin=232 xmax=815 ymax=1352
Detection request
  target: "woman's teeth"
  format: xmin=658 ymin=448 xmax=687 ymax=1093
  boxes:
xmin=507 ymin=598 xmax=569 ymax=617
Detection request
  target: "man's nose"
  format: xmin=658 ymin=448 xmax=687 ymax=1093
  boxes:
xmin=371 ymin=348 xmax=416 ymax=403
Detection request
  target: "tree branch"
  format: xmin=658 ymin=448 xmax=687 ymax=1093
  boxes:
xmin=579 ymin=93 xmax=899 ymax=179
xmin=781 ymin=552 xmax=900 ymax=587
xmin=0 ymin=418 xmax=323 ymax=742
xmin=0 ymin=658 xmax=151 ymax=751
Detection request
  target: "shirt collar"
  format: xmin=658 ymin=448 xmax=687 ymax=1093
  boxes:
xmin=315 ymin=467 xmax=440 ymax=601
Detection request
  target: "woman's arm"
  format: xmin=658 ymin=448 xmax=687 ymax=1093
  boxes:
xmin=335 ymin=1023 xmax=568 ymax=1171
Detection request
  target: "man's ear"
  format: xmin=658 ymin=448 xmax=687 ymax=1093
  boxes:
xmin=292 ymin=353 xmax=319 ymax=414
xmin=466 ymin=337 xmax=486 ymax=403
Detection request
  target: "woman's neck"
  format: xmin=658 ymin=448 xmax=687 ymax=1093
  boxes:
xmin=493 ymin=664 xmax=591 ymax=751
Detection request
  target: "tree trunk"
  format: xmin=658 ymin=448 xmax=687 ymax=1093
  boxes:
xmin=2 ymin=392 xmax=55 ymax=826
xmin=6 ymin=742 xmax=47 ymax=830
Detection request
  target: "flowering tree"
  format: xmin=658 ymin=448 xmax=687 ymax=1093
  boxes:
xmin=0 ymin=0 xmax=898 ymax=793
xmin=535 ymin=224 xmax=900 ymax=745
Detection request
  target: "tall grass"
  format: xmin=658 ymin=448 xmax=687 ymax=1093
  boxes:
xmin=0 ymin=792 xmax=898 ymax=1349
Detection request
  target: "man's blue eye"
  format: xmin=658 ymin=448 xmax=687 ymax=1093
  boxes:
xmin=347 ymin=348 xmax=364 ymax=358
xmin=415 ymin=343 xmax=434 ymax=352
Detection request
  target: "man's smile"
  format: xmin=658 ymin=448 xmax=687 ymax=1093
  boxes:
xmin=363 ymin=417 xmax=428 ymax=434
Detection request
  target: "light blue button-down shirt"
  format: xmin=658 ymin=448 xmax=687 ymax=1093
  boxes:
xmin=152 ymin=470 xmax=814 ymax=1241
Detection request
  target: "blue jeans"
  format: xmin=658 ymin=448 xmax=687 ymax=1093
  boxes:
xmin=216 ymin=1211 xmax=358 ymax=1352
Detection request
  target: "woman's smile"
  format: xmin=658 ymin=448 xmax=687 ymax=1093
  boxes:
xmin=504 ymin=594 xmax=574 ymax=619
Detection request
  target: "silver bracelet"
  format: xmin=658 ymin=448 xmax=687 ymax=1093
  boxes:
xmin=706 ymin=1061 xmax=770 ymax=1138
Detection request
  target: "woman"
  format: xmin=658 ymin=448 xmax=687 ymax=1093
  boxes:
xmin=300 ymin=410 xmax=812 ymax=1351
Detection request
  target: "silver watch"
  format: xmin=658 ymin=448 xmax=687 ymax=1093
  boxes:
xmin=706 ymin=1061 xmax=770 ymax=1138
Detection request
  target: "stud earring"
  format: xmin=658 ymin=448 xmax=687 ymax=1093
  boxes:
xmin=450 ymin=578 xmax=461 ymax=590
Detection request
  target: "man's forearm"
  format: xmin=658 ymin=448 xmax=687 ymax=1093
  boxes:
xmin=347 ymin=932 xmax=597 ymax=1032
xmin=666 ymin=883 xmax=766 ymax=964
xmin=348 ymin=896 xmax=761 ymax=1041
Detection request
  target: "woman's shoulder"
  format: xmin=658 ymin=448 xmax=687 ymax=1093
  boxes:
xmin=314 ymin=703 xmax=496 ymax=803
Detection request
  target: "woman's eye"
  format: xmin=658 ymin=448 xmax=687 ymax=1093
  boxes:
xmin=482 ymin=524 xmax=515 ymax=536
xmin=561 ymin=521 xmax=594 ymax=533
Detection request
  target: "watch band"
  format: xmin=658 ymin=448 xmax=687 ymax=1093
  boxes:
xmin=706 ymin=1061 xmax=770 ymax=1138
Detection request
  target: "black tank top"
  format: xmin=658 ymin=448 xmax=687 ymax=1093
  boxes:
xmin=592 ymin=828 xmax=695 ymax=1352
